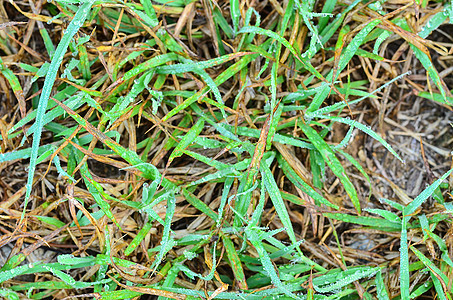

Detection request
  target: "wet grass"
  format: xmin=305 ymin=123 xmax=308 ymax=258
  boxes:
xmin=0 ymin=0 xmax=452 ymax=299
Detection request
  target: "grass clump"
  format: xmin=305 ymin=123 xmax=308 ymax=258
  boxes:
xmin=0 ymin=0 xmax=452 ymax=299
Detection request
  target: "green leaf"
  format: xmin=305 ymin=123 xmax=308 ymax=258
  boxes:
xmin=34 ymin=216 xmax=66 ymax=228
xmin=182 ymin=189 xmax=218 ymax=221
xmin=313 ymin=267 xmax=379 ymax=293
xmin=245 ymin=227 xmax=299 ymax=299
xmin=23 ymin=0 xmax=96 ymax=221
xmin=375 ymin=269 xmax=390 ymax=300
xmin=124 ymin=219 xmax=154 ymax=256
xmin=405 ymin=169 xmax=453 ymax=216
xmin=222 ymin=234 xmax=248 ymax=289
xmin=151 ymin=193 xmax=177 ymax=273
xmin=410 ymin=246 xmax=449 ymax=287
xmin=324 ymin=213 xmax=401 ymax=230
xmin=400 ymin=215 xmax=410 ymax=300
xmin=168 ymin=119 xmax=205 ymax=163
xmin=277 ymin=153 xmax=338 ymax=209
xmin=326 ymin=116 xmax=403 ymax=162
xmin=300 ymin=123 xmax=360 ymax=213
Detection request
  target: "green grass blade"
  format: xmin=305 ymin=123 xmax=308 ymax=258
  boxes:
xmin=277 ymin=153 xmax=339 ymax=209
xmin=400 ymin=215 xmax=410 ymax=300
xmin=410 ymin=281 xmax=433 ymax=299
xmin=327 ymin=116 xmax=403 ymax=162
xmin=365 ymin=208 xmax=400 ymax=223
xmin=411 ymin=46 xmax=449 ymax=104
xmin=0 ymin=57 xmax=25 ymax=119
xmin=375 ymin=269 xmax=390 ymax=300
xmin=22 ymin=0 xmax=95 ymax=221
xmin=337 ymin=149 xmax=371 ymax=198
xmin=405 ymin=169 xmax=453 ymax=216
xmin=139 ymin=0 xmax=158 ymax=27
xmin=430 ymin=274 xmax=448 ymax=300
xmin=324 ymin=213 xmax=401 ymax=230
xmin=313 ymin=267 xmax=379 ymax=293
xmin=168 ymin=119 xmax=204 ymax=163
xmin=300 ymin=123 xmax=360 ymax=213
xmin=410 ymin=246 xmax=449 ymax=288
xmin=230 ymin=0 xmax=240 ymax=33
xmin=34 ymin=215 xmax=66 ymax=229
xmin=0 ymin=288 xmax=20 ymax=300
xmin=261 ymin=161 xmax=298 ymax=245
xmin=124 ymin=219 xmax=153 ymax=256
xmin=151 ymin=193 xmax=177 ymax=273
xmin=221 ymin=233 xmax=248 ymax=289
xmin=156 ymin=52 xmax=250 ymax=74
xmin=182 ymin=189 xmax=218 ymax=221
xmin=260 ymin=161 xmax=324 ymax=271
xmin=318 ymin=0 xmax=337 ymax=32
xmin=0 ymin=144 xmax=53 ymax=162
xmin=217 ymin=177 xmax=234 ymax=227
xmin=248 ymin=179 xmax=266 ymax=228
xmin=245 ymin=227 xmax=299 ymax=299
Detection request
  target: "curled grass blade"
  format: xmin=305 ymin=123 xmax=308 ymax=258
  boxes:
xmin=326 ymin=116 xmax=403 ymax=163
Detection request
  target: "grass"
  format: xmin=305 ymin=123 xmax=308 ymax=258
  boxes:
xmin=0 ymin=0 xmax=452 ymax=299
